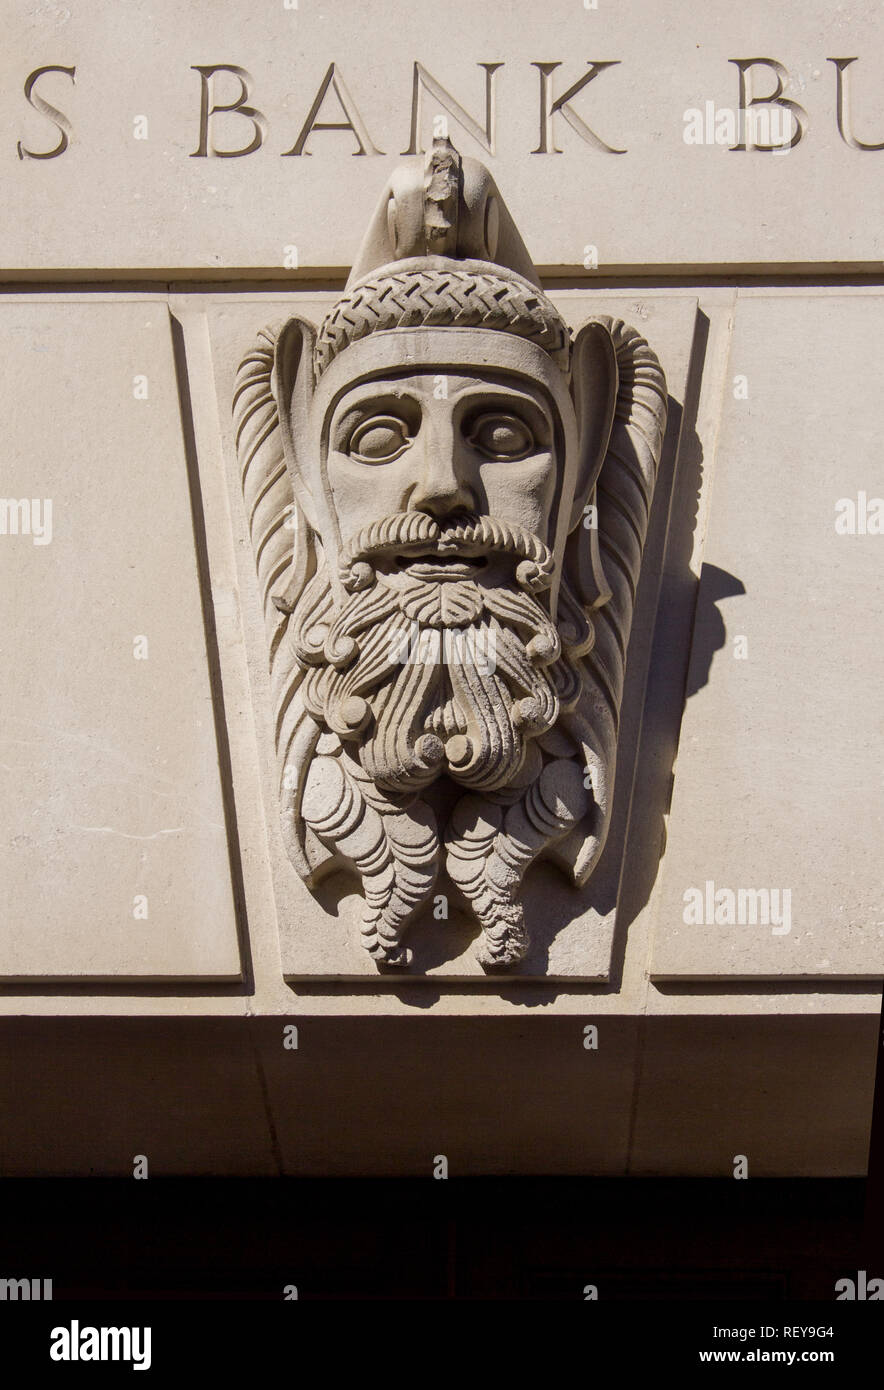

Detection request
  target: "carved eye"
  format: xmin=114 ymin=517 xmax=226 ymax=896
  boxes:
xmin=466 ymin=412 xmax=535 ymax=461
xmin=348 ymin=415 xmax=412 ymax=464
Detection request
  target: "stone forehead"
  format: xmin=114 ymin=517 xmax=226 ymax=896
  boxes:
xmin=310 ymin=326 xmax=579 ymax=440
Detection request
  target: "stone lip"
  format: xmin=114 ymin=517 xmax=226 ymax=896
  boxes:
xmin=390 ymin=554 xmax=489 ymax=580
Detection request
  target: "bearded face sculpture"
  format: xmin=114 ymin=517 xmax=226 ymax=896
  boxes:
xmin=234 ymin=139 xmax=667 ymax=970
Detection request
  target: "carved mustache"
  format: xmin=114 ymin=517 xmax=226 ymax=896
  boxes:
xmin=339 ymin=511 xmax=555 ymax=595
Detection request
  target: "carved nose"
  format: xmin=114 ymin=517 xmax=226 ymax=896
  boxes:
xmin=408 ymin=421 xmax=475 ymax=519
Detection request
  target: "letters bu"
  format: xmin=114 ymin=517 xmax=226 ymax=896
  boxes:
xmin=234 ymin=139 xmax=667 ymax=970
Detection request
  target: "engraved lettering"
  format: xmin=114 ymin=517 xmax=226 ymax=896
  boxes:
xmin=728 ymin=58 xmax=807 ymax=151
xmin=402 ymin=61 xmax=503 ymax=156
xmin=283 ymin=63 xmax=383 ymax=156
xmin=17 ymin=65 xmax=75 ymax=161
xmin=531 ymin=61 xmax=625 ymax=155
xmin=830 ymin=58 xmax=884 ymax=151
xmin=191 ymin=64 xmax=267 ymax=158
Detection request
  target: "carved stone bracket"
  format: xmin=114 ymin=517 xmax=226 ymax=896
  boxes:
xmin=234 ymin=139 xmax=667 ymax=971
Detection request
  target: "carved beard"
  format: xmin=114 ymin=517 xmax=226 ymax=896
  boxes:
xmin=290 ymin=512 xmax=584 ymax=797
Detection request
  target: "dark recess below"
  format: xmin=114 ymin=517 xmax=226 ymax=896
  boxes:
xmin=0 ymin=1177 xmax=868 ymax=1300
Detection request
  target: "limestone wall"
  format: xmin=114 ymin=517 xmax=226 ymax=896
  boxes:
xmin=1 ymin=0 xmax=880 ymax=1176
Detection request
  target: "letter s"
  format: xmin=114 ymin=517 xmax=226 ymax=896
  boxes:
xmin=17 ymin=65 xmax=75 ymax=160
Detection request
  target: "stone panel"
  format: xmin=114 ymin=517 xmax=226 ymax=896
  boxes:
xmin=3 ymin=1 xmax=883 ymax=274
xmin=0 ymin=299 xmax=241 ymax=979
xmin=650 ymin=294 xmax=884 ymax=979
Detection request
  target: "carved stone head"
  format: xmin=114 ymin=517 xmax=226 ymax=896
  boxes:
xmin=235 ymin=139 xmax=667 ymax=970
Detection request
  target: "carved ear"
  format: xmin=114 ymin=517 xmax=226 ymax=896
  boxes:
xmin=567 ymin=320 xmax=618 ymax=532
xmin=273 ymin=316 xmax=320 ymax=532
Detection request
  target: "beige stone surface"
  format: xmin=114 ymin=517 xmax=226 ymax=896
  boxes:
xmin=0 ymin=299 xmax=241 ymax=979
xmin=650 ymin=294 xmax=884 ymax=980
xmin=3 ymin=1 xmax=884 ymax=274
xmin=0 ymin=285 xmax=877 ymax=1180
